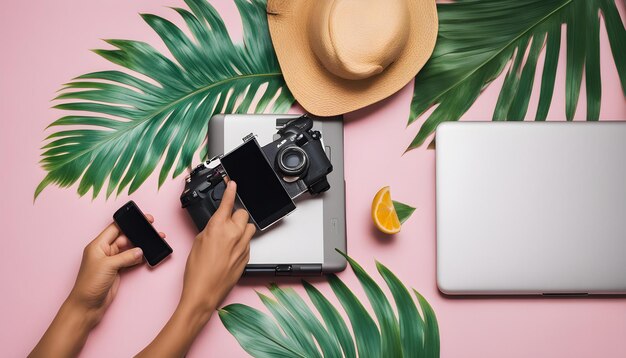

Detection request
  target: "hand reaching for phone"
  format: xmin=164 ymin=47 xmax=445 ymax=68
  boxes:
xmin=137 ymin=180 xmax=256 ymax=357
xmin=180 ymin=180 xmax=256 ymax=315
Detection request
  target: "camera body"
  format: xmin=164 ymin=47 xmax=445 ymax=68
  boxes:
xmin=181 ymin=115 xmax=333 ymax=231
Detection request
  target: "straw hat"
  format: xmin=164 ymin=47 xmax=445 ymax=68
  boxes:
xmin=267 ymin=0 xmax=438 ymax=116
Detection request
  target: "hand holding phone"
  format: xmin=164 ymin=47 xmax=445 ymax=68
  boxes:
xmin=113 ymin=201 xmax=172 ymax=266
xmin=30 ymin=221 xmax=149 ymax=358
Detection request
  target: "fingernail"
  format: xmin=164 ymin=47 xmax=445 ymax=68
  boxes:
xmin=134 ymin=248 xmax=143 ymax=258
xmin=229 ymin=180 xmax=236 ymax=188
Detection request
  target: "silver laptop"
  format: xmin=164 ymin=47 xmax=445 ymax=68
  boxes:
xmin=208 ymin=114 xmax=346 ymax=276
xmin=436 ymin=122 xmax=626 ymax=295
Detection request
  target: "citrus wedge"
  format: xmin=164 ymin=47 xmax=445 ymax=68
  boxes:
xmin=371 ymin=186 xmax=401 ymax=234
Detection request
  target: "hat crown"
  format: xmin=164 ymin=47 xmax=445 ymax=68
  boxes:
xmin=308 ymin=0 xmax=410 ymax=80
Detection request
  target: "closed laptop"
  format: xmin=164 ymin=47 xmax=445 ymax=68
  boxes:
xmin=436 ymin=122 xmax=626 ymax=295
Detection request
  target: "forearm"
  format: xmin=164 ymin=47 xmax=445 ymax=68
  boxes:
xmin=136 ymin=301 xmax=214 ymax=358
xmin=30 ymin=297 xmax=99 ymax=358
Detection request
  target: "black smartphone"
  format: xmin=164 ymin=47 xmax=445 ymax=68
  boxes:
xmin=113 ymin=201 xmax=172 ymax=266
xmin=219 ymin=138 xmax=296 ymax=230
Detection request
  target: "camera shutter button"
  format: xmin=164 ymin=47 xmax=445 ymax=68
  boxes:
xmin=295 ymin=133 xmax=307 ymax=146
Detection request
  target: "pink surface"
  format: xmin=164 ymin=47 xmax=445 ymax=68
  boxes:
xmin=1 ymin=1 xmax=626 ymax=357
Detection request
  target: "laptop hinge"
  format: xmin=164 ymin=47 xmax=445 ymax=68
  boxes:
xmin=244 ymin=264 xmax=322 ymax=276
xmin=244 ymin=265 xmax=276 ymax=276
xmin=275 ymin=264 xmax=293 ymax=276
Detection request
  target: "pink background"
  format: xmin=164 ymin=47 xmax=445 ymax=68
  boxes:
xmin=1 ymin=1 xmax=626 ymax=357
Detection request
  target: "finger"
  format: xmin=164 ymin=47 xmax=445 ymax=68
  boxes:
xmin=242 ymin=223 xmax=256 ymax=243
xmin=235 ymin=232 xmax=250 ymax=258
xmin=159 ymin=232 xmax=166 ymax=238
xmin=145 ymin=214 xmax=154 ymax=223
xmin=96 ymin=222 xmax=121 ymax=245
xmin=235 ymin=245 xmax=251 ymax=269
xmin=231 ymin=209 xmax=249 ymax=228
xmin=109 ymin=247 xmax=143 ymax=269
xmin=234 ymin=223 xmax=255 ymax=254
xmin=113 ymin=235 xmax=133 ymax=252
xmin=214 ymin=180 xmax=237 ymax=218
xmin=243 ymin=244 xmax=250 ymax=263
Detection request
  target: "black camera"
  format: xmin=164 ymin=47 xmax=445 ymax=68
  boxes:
xmin=180 ymin=115 xmax=333 ymax=230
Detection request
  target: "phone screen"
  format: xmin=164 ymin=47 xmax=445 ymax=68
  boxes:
xmin=220 ymin=139 xmax=296 ymax=230
xmin=113 ymin=201 xmax=172 ymax=266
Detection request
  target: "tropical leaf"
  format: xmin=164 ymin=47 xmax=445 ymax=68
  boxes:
xmin=35 ymin=0 xmax=294 ymax=199
xmin=393 ymin=200 xmax=416 ymax=224
xmin=217 ymin=303 xmax=303 ymax=358
xmin=407 ymin=0 xmax=626 ymax=150
xmin=219 ymin=251 xmax=440 ymax=357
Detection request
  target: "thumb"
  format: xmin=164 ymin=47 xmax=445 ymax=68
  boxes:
xmin=214 ymin=180 xmax=236 ymax=219
xmin=109 ymin=247 xmax=143 ymax=269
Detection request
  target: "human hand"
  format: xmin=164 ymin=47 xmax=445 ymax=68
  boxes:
xmin=67 ymin=216 xmax=165 ymax=323
xmin=136 ymin=182 xmax=255 ymax=358
xmin=30 ymin=216 xmax=166 ymax=358
xmin=180 ymin=180 xmax=256 ymax=316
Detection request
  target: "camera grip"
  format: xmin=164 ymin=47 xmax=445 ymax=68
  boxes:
xmin=182 ymin=180 xmax=225 ymax=231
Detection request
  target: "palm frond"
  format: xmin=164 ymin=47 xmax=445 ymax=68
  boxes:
xmin=407 ymin=0 xmax=626 ymax=150
xmin=219 ymin=251 xmax=440 ymax=357
xmin=36 ymin=0 xmax=293 ymax=199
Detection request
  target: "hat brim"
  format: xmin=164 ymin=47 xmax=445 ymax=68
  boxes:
xmin=267 ymin=0 xmax=438 ymax=117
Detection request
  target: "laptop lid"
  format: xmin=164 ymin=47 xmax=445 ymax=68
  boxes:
xmin=436 ymin=122 xmax=626 ymax=295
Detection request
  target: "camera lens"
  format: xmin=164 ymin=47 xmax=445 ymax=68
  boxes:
xmin=277 ymin=146 xmax=308 ymax=177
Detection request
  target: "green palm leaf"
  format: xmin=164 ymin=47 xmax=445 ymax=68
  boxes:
xmin=217 ymin=303 xmax=303 ymax=357
xmin=393 ymin=200 xmax=416 ymax=224
xmin=407 ymin=0 xmax=626 ymax=150
xmin=219 ymin=251 xmax=440 ymax=357
xmin=35 ymin=0 xmax=293 ymax=199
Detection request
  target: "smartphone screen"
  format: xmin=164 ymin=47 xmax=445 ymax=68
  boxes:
xmin=220 ymin=139 xmax=296 ymax=230
xmin=113 ymin=201 xmax=172 ymax=266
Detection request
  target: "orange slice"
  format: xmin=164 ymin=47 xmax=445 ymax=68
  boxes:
xmin=371 ymin=186 xmax=401 ymax=234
